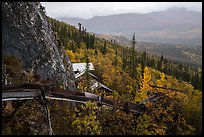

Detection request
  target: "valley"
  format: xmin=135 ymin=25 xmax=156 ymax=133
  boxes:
xmin=96 ymin=34 xmax=202 ymax=67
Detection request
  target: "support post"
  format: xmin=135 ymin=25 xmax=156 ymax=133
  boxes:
xmin=41 ymin=87 xmax=53 ymax=135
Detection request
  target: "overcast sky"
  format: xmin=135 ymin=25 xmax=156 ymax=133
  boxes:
xmin=41 ymin=2 xmax=202 ymax=19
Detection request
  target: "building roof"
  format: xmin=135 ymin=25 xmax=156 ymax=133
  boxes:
xmin=90 ymin=79 xmax=113 ymax=93
xmin=72 ymin=63 xmax=94 ymax=73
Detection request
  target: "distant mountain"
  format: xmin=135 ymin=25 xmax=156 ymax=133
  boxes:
xmin=58 ymin=7 xmax=202 ymax=46
xmin=95 ymin=34 xmax=131 ymax=46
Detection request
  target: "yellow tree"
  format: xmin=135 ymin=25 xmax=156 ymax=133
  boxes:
xmin=155 ymin=72 xmax=166 ymax=93
xmin=66 ymin=50 xmax=76 ymax=62
xmin=71 ymin=101 xmax=101 ymax=135
xmin=136 ymin=66 xmax=153 ymax=102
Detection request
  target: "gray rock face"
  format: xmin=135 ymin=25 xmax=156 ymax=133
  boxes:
xmin=2 ymin=2 xmax=76 ymax=89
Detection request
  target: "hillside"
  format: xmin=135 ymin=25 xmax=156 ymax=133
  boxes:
xmin=58 ymin=7 xmax=202 ymax=46
xmin=2 ymin=2 xmax=202 ymax=135
xmin=47 ymin=16 xmax=202 ymax=135
xmin=95 ymin=34 xmax=202 ymax=67
xmin=48 ymin=16 xmax=202 ymax=135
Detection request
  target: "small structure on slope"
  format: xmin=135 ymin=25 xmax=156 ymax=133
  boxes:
xmin=72 ymin=62 xmax=113 ymax=93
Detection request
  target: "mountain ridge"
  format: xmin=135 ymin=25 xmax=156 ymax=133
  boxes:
xmin=58 ymin=7 xmax=202 ymax=46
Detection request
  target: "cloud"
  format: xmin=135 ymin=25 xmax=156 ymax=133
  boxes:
xmin=41 ymin=2 xmax=202 ymax=19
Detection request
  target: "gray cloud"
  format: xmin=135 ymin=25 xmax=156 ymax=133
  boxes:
xmin=41 ymin=2 xmax=202 ymax=19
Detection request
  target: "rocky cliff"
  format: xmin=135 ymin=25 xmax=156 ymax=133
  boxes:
xmin=2 ymin=2 xmax=76 ymax=89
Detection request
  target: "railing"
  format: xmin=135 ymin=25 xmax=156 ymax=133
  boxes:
xmin=2 ymin=83 xmax=147 ymax=135
xmin=3 ymin=83 xmax=182 ymax=135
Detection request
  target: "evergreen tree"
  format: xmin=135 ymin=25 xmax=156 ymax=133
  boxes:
xmin=85 ymin=43 xmax=90 ymax=92
xmin=77 ymin=23 xmax=82 ymax=48
xmin=114 ymin=44 xmax=118 ymax=66
xmin=163 ymin=58 xmax=168 ymax=74
xmin=78 ymin=23 xmax=82 ymax=32
xmin=122 ymin=48 xmax=126 ymax=71
xmin=101 ymin=39 xmax=107 ymax=55
xmin=132 ymin=33 xmax=136 ymax=79
xmin=149 ymin=57 xmax=156 ymax=69
xmin=94 ymin=40 xmax=98 ymax=55
xmin=157 ymin=55 xmax=164 ymax=71
xmin=89 ymin=34 xmax=95 ymax=49
xmin=131 ymin=33 xmax=138 ymax=98
xmin=85 ymin=34 xmax=90 ymax=49
xmin=141 ymin=51 xmax=147 ymax=78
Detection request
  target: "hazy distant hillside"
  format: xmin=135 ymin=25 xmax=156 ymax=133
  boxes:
xmin=58 ymin=7 xmax=202 ymax=46
xmin=95 ymin=34 xmax=130 ymax=46
xmin=95 ymin=33 xmax=202 ymax=67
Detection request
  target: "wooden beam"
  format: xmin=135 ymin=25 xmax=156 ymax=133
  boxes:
xmin=2 ymin=97 xmax=35 ymax=102
xmin=2 ymin=83 xmax=147 ymax=114
xmin=2 ymin=83 xmax=43 ymax=90
xmin=2 ymin=90 xmax=41 ymax=100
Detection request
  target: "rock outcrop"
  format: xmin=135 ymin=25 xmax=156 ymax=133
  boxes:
xmin=2 ymin=2 xmax=75 ymax=89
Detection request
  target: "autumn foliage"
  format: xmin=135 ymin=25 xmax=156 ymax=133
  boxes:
xmin=2 ymin=17 xmax=202 ymax=135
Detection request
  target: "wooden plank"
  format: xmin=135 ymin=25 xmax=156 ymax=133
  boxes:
xmin=128 ymin=104 xmax=146 ymax=112
xmin=2 ymin=88 xmax=43 ymax=93
xmin=85 ymin=92 xmax=99 ymax=100
xmin=47 ymin=93 xmax=95 ymax=102
xmin=49 ymin=88 xmax=85 ymax=96
xmin=2 ymin=90 xmax=41 ymax=99
xmin=2 ymin=97 xmax=35 ymax=101
xmin=47 ymin=92 xmax=144 ymax=113
xmin=45 ymin=96 xmax=86 ymax=103
xmin=2 ymin=83 xmax=147 ymax=114
xmin=2 ymin=83 xmax=43 ymax=90
xmin=138 ymin=92 xmax=164 ymax=105
xmin=100 ymin=98 xmax=114 ymax=106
